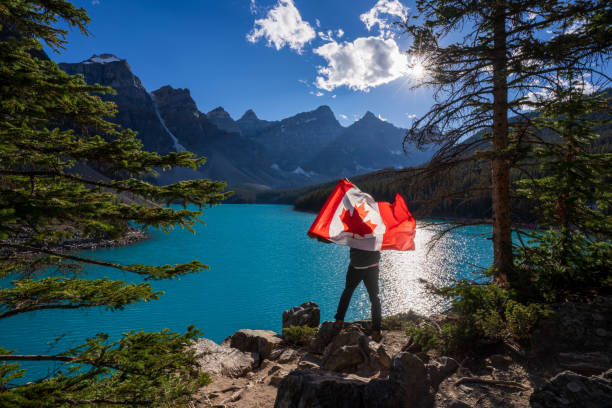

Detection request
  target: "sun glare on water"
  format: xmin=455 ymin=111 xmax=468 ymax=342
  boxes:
xmin=350 ymin=222 xmax=493 ymax=318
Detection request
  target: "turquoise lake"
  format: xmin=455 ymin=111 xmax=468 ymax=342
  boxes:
xmin=1 ymin=204 xmax=494 ymax=380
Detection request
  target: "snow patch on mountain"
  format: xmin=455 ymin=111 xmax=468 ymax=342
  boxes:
xmin=149 ymin=92 xmax=186 ymax=152
xmin=83 ymin=54 xmax=121 ymax=64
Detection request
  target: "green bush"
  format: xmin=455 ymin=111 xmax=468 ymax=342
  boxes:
xmin=282 ymin=325 xmax=317 ymax=346
xmin=405 ymin=282 xmax=551 ymax=355
xmin=505 ymin=300 xmax=552 ymax=339
xmin=382 ymin=314 xmax=410 ymax=330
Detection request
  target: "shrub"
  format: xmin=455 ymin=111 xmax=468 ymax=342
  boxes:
xmin=405 ymin=282 xmax=551 ymax=356
xmin=282 ymin=325 xmax=317 ymax=346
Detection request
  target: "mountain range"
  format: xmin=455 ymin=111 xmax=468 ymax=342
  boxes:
xmin=60 ymin=54 xmax=434 ymax=188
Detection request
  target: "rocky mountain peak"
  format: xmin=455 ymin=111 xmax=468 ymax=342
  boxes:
xmin=207 ymin=107 xmax=240 ymax=134
xmin=314 ymin=105 xmax=333 ymax=114
xmin=152 ymin=85 xmax=199 ymax=117
xmin=239 ymin=109 xmax=258 ymax=121
xmin=361 ymin=111 xmax=377 ymax=121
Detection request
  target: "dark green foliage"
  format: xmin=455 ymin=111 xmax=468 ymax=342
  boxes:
xmin=381 ymin=314 xmax=412 ymax=330
xmin=513 ymin=86 xmax=612 ymax=301
xmin=0 ymin=1 xmax=227 ymax=404
xmin=406 ymin=282 xmax=552 ymax=355
xmin=282 ymin=325 xmax=317 ymax=347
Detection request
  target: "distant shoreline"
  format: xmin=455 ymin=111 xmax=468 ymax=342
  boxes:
xmin=60 ymin=227 xmax=151 ymax=251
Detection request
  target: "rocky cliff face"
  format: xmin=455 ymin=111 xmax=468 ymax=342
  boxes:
xmin=237 ymin=109 xmax=275 ymax=138
xmin=251 ymin=105 xmax=344 ymax=172
xmin=152 ymin=85 xmax=286 ymax=187
xmin=207 ymin=107 xmax=242 ymax=134
xmin=59 ymin=54 xmax=176 ymax=154
xmin=306 ymin=111 xmax=434 ymax=177
xmin=59 ymin=54 xmax=435 ymax=188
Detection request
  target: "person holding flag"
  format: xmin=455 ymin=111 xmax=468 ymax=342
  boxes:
xmin=308 ymin=179 xmax=416 ymax=341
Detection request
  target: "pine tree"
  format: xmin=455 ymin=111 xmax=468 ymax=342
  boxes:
xmin=513 ymin=83 xmax=612 ymax=300
xmin=0 ymin=1 xmax=229 ymax=405
xmin=402 ymin=0 xmax=611 ymax=283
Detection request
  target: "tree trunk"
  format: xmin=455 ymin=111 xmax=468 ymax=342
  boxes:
xmin=491 ymin=2 xmax=512 ymax=283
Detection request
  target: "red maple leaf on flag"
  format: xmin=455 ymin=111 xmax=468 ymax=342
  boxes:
xmin=340 ymin=202 xmax=377 ymax=236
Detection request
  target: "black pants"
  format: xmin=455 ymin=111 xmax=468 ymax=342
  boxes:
xmin=334 ymin=265 xmax=382 ymax=331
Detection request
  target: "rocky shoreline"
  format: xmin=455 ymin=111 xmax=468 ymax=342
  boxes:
xmin=192 ymin=298 xmax=612 ymax=408
xmin=55 ymin=227 xmax=150 ymax=251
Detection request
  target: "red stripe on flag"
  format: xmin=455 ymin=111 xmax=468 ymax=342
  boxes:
xmin=307 ymin=179 xmax=354 ymax=239
xmin=380 ymin=193 xmax=416 ymax=251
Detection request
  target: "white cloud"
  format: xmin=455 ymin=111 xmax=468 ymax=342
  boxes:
xmin=360 ymin=0 xmax=409 ymax=38
xmin=310 ymin=90 xmax=324 ymax=97
xmin=315 ymin=18 xmax=321 ymax=28
xmin=318 ymin=30 xmax=335 ymax=42
xmin=249 ymin=0 xmax=257 ymax=14
xmin=337 ymin=29 xmax=344 ymax=38
xmin=406 ymin=113 xmax=417 ymax=119
xmin=246 ymin=0 xmax=316 ymax=54
xmin=331 ymin=94 xmax=337 ymax=98
xmin=313 ymin=36 xmax=409 ymax=91
xmin=298 ymin=79 xmax=311 ymax=87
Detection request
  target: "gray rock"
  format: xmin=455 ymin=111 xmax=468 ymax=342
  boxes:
xmin=309 ymin=321 xmax=341 ymax=354
xmin=426 ymin=356 xmax=459 ymax=389
xmin=274 ymin=352 xmax=430 ymax=408
xmin=322 ymin=345 xmax=366 ymax=372
xmin=297 ymin=360 xmax=320 ymax=370
xmin=319 ymin=327 xmax=392 ymax=375
xmin=225 ymin=329 xmax=283 ymax=360
xmin=269 ymin=372 xmax=286 ymax=386
xmin=487 ymin=354 xmax=512 ymax=368
xmin=558 ymin=352 xmax=611 ymax=376
xmin=390 ymin=352 xmax=430 ymax=404
xmin=274 ymin=370 xmax=371 ymax=408
xmin=448 ymin=400 xmax=471 ymax=408
xmin=530 ymin=369 xmax=612 ymax=408
xmin=277 ymin=348 xmax=298 ymax=364
xmin=282 ymin=301 xmax=321 ymax=329
xmin=193 ymin=338 xmax=258 ymax=378
xmin=531 ymin=296 xmax=612 ymax=354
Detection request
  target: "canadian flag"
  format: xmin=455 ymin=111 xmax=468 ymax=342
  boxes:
xmin=308 ymin=179 xmax=416 ymax=251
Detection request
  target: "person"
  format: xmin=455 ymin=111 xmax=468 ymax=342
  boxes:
xmin=334 ymin=247 xmax=382 ymax=341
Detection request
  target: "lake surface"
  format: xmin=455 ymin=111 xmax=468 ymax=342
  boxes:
xmin=1 ymin=204 xmax=493 ymax=380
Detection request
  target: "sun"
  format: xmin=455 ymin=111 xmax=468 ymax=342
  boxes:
xmin=411 ymin=62 xmax=425 ymax=79
xmin=408 ymin=55 xmax=427 ymax=80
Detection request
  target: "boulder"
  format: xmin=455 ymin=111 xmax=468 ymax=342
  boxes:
xmin=282 ymin=301 xmax=321 ymax=329
xmin=321 ymin=328 xmax=391 ymax=374
xmin=274 ymin=370 xmax=371 ymax=408
xmin=558 ymin=352 xmax=611 ymax=376
xmin=224 ymin=329 xmax=283 ymax=360
xmin=426 ymin=356 xmax=459 ymax=389
xmin=486 ymin=354 xmax=512 ymax=368
xmin=277 ymin=348 xmax=298 ymax=364
xmin=389 ymin=352 xmax=430 ymax=405
xmin=322 ymin=345 xmax=366 ymax=372
xmin=531 ymin=296 xmax=612 ymax=354
xmin=274 ymin=352 xmax=430 ymax=408
xmin=193 ymin=338 xmax=258 ymax=378
xmin=530 ymin=369 xmax=612 ymax=408
xmin=309 ymin=321 xmax=341 ymax=354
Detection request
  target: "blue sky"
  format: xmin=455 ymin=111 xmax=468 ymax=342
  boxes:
xmin=49 ymin=0 xmax=434 ymax=128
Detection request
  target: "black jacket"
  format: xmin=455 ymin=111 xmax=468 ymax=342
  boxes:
xmin=349 ymin=248 xmax=381 ymax=268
